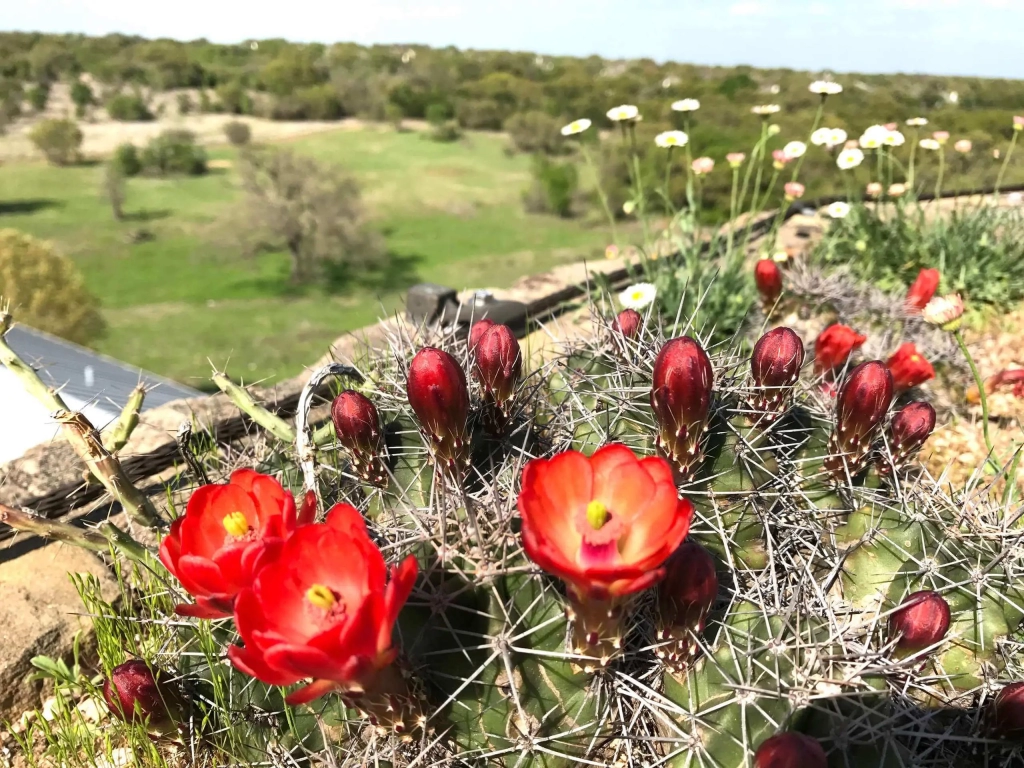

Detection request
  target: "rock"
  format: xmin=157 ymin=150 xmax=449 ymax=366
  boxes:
xmin=0 ymin=542 xmax=119 ymax=720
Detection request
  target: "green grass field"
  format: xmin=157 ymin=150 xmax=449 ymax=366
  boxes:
xmin=0 ymin=127 xmax=611 ymax=388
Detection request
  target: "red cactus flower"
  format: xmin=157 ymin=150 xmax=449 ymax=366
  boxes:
xmin=881 ymin=401 xmax=936 ymax=474
xmin=754 ymin=258 xmax=783 ymax=311
xmin=754 ymin=732 xmax=827 ymax=768
xmin=889 ymin=590 xmax=951 ymax=652
xmin=750 ymin=327 xmax=804 ymax=417
xmin=814 ymin=324 xmax=867 ymax=374
xmin=518 ymin=444 xmax=693 ymax=601
xmin=159 ymin=470 xmax=316 ymax=619
xmin=228 ymin=503 xmax=418 ymax=706
xmin=905 ymin=268 xmax=940 ymax=312
xmin=103 ymin=660 xmax=180 ymax=729
xmin=993 ymin=682 xmax=1024 ymax=739
xmin=473 ymin=323 xmax=522 ymax=408
xmin=612 ymin=308 xmax=642 ymax=340
xmin=886 ymin=343 xmax=935 ymax=393
xmin=331 ymin=391 xmax=388 ymax=485
xmin=656 ymin=541 xmax=718 ymax=670
xmin=407 ymin=347 xmax=470 ymax=470
xmin=518 ymin=444 xmax=693 ymax=664
xmin=825 ymin=361 xmax=894 ymax=476
xmin=468 ymin=318 xmax=495 ymax=352
xmin=651 ymin=337 xmax=714 ymax=477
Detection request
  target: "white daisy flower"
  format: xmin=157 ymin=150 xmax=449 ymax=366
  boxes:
xmin=606 ymin=104 xmax=640 ymax=122
xmin=836 ymin=148 xmax=865 ymax=169
xmin=859 ymin=125 xmax=889 ymax=149
xmin=810 ymin=127 xmax=832 ymax=146
xmin=906 ymin=117 xmax=928 ymax=127
xmin=783 ymin=141 xmax=807 ymax=159
xmin=919 ymin=138 xmax=941 ymax=151
xmin=619 ymin=282 xmax=657 ymax=310
xmin=752 ymin=104 xmax=781 ymax=116
xmin=883 ymin=130 xmax=906 ymax=147
xmin=827 ymin=201 xmax=851 ymax=219
xmin=828 ymin=128 xmax=848 ymax=146
xmin=654 ymin=130 xmax=689 ymax=148
xmin=922 ymin=294 xmax=964 ymax=331
xmin=560 ymin=118 xmax=592 ymax=136
xmin=671 ymin=98 xmax=700 ymax=112
xmin=809 ymin=80 xmax=843 ymax=96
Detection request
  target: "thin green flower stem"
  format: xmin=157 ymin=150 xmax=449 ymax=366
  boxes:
xmin=727 ymin=167 xmax=740 ymax=253
xmin=954 ymin=329 xmax=1002 ymax=473
xmin=581 ymin=144 xmax=617 ymax=243
xmin=1001 ymin=444 xmax=1022 ymax=509
xmin=683 ymin=116 xmax=696 ymax=214
xmin=664 ymin=145 xmax=676 ymax=216
xmin=737 ymin=121 xmax=769 ymax=223
xmin=994 ymin=130 xmax=1019 ymax=198
xmin=789 ymin=99 xmax=824 ymax=184
xmin=908 ymin=128 xmax=919 ymax=191
xmin=935 ymin=149 xmax=946 ymax=202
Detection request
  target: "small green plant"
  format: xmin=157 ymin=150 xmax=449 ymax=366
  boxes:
xmin=26 ymin=83 xmax=49 ymax=112
xmin=111 ymin=142 xmax=141 ymax=177
xmin=524 ymin=154 xmax=579 ymax=217
xmin=106 ymin=93 xmax=153 ymax=122
xmin=140 ymin=129 xmax=207 ymax=176
xmin=70 ymin=80 xmax=93 ymax=117
xmin=176 ymin=92 xmax=192 ymax=115
xmin=28 ymin=118 xmax=82 ymax=165
xmin=222 ymin=119 xmax=251 ymax=146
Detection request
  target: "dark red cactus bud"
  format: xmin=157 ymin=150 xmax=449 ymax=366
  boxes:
xmin=993 ymin=682 xmax=1024 ymax=739
xmin=651 ymin=337 xmax=714 ymax=478
xmin=102 ymin=660 xmax=179 ymax=729
xmin=749 ymin=327 xmax=804 ymax=418
xmin=331 ymin=390 xmax=387 ymax=486
xmin=656 ymin=541 xmax=718 ymax=671
xmin=611 ymin=309 xmax=642 ymax=340
xmin=468 ymin=319 xmax=495 ymax=352
xmin=473 ymin=323 xmax=522 ymax=408
xmin=880 ymin=401 xmax=936 ymax=475
xmin=889 ymin=590 xmax=951 ymax=652
xmin=754 ymin=732 xmax=827 ymax=768
xmin=824 ymin=361 xmax=893 ymax=476
xmin=407 ymin=347 xmax=470 ymax=472
xmin=754 ymin=258 xmax=782 ymax=311
xmin=814 ymin=324 xmax=867 ymax=374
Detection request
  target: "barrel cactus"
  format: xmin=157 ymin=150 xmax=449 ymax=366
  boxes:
xmin=16 ymin=302 xmax=1024 ymax=768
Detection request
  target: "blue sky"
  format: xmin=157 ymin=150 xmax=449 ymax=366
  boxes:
xmin=7 ymin=0 xmax=1024 ymax=79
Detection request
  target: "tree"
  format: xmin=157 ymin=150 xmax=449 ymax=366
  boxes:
xmin=70 ymin=80 xmax=94 ymax=117
xmin=102 ymin=162 xmax=126 ymax=220
xmin=28 ymin=118 xmax=83 ymax=165
xmin=223 ymin=120 xmax=252 ymax=146
xmin=0 ymin=229 xmax=105 ymax=345
xmin=236 ymin=147 xmax=385 ymax=284
xmin=140 ymin=130 xmax=207 ymax=175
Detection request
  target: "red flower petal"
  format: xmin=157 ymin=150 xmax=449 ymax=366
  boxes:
xmin=158 ymin=517 xmax=184 ymax=579
xmin=174 ymin=597 xmax=233 ymax=619
xmin=381 ymin=556 xmax=419 ymax=652
xmin=284 ymin=679 xmax=339 ymax=706
xmin=176 ymin=554 xmax=229 ymax=596
xmin=227 ymin=643 xmax=299 ymax=687
xmin=297 ymin=491 xmax=318 ymax=526
xmin=264 ymin=643 xmax=344 ymax=681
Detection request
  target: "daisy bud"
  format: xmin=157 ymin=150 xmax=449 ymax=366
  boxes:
xmin=825 ymin=361 xmax=893 ymax=476
xmin=922 ymin=293 xmax=964 ymax=332
xmin=473 ymin=323 xmax=522 ymax=409
xmin=783 ymin=181 xmax=805 ymax=200
xmin=103 ymin=660 xmax=180 ymax=730
xmin=754 ymin=732 xmax=827 ymax=768
xmin=407 ymin=347 xmax=470 ymax=471
xmin=889 ymin=590 xmax=951 ymax=652
xmin=750 ymin=327 xmax=804 ymax=418
xmin=651 ymin=337 xmax=714 ymax=478
xmin=331 ymin=390 xmax=387 ymax=486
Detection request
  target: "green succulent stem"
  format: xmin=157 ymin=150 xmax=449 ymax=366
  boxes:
xmin=954 ymin=329 xmax=1002 ymax=473
xmin=212 ymin=371 xmax=296 ymax=444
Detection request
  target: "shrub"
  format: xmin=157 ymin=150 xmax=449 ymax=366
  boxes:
xmin=140 ymin=130 xmax=207 ymax=176
xmin=215 ymin=81 xmax=252 ymax=115
xmin=235 ymin=146 xmax=385 ymax=284
xmin=223 ymin=120 xmax=252 ymax=146
xmin=425 ymin=102 xmax=453 ymax=126
xmin=111 ymin=142 xmax=142 ymax=177
xmin=523 ymin=155 xmax=578 ymax=217
xmin=505 ymin=110 xmax=565 ymax=155
xmin=106 ymin=93 xmax=153 ymax=122
xmin=427 ymin=120 xmax=462 ymax=143
xmin=269 ymin=85 xmax=343 ymax=121
xmin=454 ymin=98 xmax=504 ymax=130
xmin=26 ymin=84 xmax=49 ymax=112
xmin=70 ymin=80 xmax=93 ymax=117
xmin=176 ymin=92 xmax=193 ymax=115
xmin=0 ymin=229 xmax=105 ymax=344
xmin=28 ymin=118 xmax=83 ymax=165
